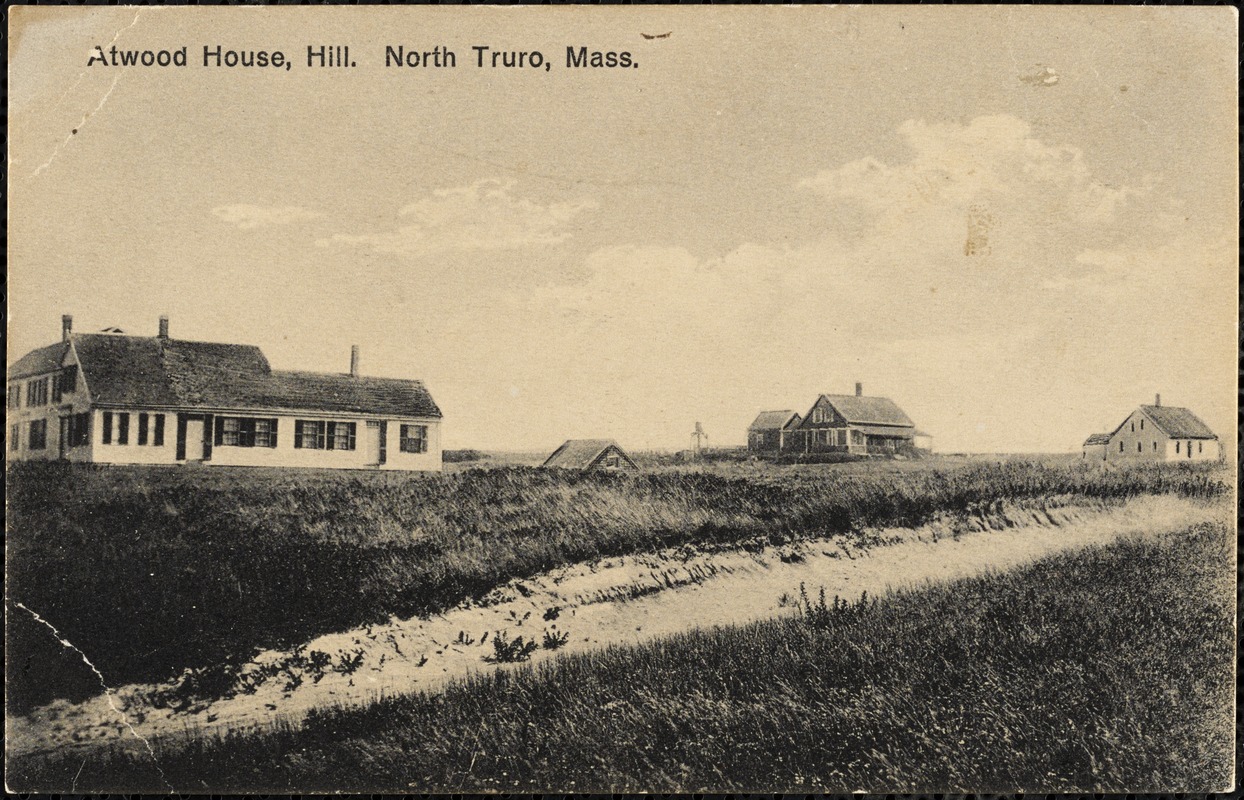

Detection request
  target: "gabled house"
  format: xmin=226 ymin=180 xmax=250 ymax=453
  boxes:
xmin=542 ymin=439 xmax=636 ymax=472
xmin=1094 ymin=394 xmax=1220 ymax=462
xmin=787 ymin=383 xmax=918 ymax=455
xmin=6 ymin=315 xmax=443 ymax=471
xmin=747 ymin=410 xmax=801 ymax=453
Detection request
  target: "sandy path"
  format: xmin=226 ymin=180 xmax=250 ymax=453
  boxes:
xmin=8 ymin=493 xmax=1222 ymax=759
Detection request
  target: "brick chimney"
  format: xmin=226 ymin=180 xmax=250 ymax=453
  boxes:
xmin=61 ymin=314 xmax=73 ymax=342
xmin=350 ymin=345 xmax=360 ymax=378
xmin=855 ymin=382 xmax=863 ymax=397
xmin=158 ymin=314 xmax=170 ymax=339
xmin=1154 ymin=393 xmax=1161 ymax=407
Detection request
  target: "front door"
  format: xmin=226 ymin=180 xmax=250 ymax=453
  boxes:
xmin=364 ymin=421 xmax=382 ymax=466
xmin=184 ymin=419 xmax=205 ymax=461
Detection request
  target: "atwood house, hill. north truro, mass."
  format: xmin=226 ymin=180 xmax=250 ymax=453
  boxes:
xmin=6 ymin=315 xmax=443 ymax=470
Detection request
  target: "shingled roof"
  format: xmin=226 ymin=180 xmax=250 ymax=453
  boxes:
xmin=542 ymin=439 xmax=636 ymax=470
xmin=820 ymin=394 xmax=915 ymax=427
xmin=7 ymin=341 xmax=70 ymax=380
xmin=1137 ymin=405 xmax=1217 ymax=440
xmin=26 ymin=333 xmax=441 ymax=418
xmin=748 ymin=410 xmax=801 ymax=432
xmin=1083 ymin=432 xmax=1112 ymax=446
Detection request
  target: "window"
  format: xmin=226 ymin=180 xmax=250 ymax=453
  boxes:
xmin=1198 ymin=442 xmax=1203 ymax=454
xmin=1153 ymin=442 xmax=1157 ymax=452
xmin=60 ymin=366 xmax=78 ymax=397
xmin=254 ymin=419 xmax=276 ymax=448
xmin=328 ymin=421 xmax=356 ymax=451
xmin=1119 ymin=440 xmax=1124 ymax=452
xmin=68 ymin=413 xmax=90 ymax=448
xmin=1175 ymin=441 xmax=1180 ymax=454
xmin=221 ymin=417 xmax=242 ymax=446
xmin=216 ymin=417 xmax=279 ymax=448
xmin=26 ymin=378 xmax=49 ymax=407
xmin=153 ymin=414 xmax=165 ymax=447
xmin=9 ymin=424 xmax=19 ymax=452
xmin=138 ymin=413 xmax=149 ymax=446
xmin=1137 ymin=441 xmax=1141 ymax=453
xmin=1140 ymin=419 xmax=1144 ymax=431
xmin=29 ymin=419 xmax=48 ymax=450
xmin=117 ymin=413 xmax=130 ymax=445
xmin=295 ymin=420 xmax=326 ymax=449
xmin=400 ymin=424 xmax=428 ymax=453
xmin=102 ymin=412 xmax=113 ymax=444
xmin=1130 ymin=422 xmax=1134 ymax=432
xmin=7 ymin=384 xmax=21 ymax=409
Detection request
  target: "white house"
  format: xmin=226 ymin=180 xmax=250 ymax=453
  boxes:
xmin=1090 ymin=394 xmax=1220 ymax=463
xmin=6 ymin=315 xmax=443 ymax=471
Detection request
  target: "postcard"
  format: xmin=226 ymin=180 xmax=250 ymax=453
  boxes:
xmin=6 ymin=5 xmax=1237 ymax=793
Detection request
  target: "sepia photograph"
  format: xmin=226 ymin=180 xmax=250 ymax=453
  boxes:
xmin=5 ymin=5 xmax=1238 ymax=793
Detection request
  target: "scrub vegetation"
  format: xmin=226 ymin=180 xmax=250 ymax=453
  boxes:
xmin=8 ymin=519 xmax=1233 ymax=793
xmin=6 ymin=458 xmax=1227 ymax=717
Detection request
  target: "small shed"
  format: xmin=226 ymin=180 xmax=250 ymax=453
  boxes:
xmin=1082 ymin=432 xmax=1110 ymax=461
xmin=542 ymin=439 xmax=637 ymax=472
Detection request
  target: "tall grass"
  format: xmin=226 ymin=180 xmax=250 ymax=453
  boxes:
xmin=9 ymin=520 xmax=1233 ymax=793
xmin=5 ymin=459 xmax=1227 ymax=712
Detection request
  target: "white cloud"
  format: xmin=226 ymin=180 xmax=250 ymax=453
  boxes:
xmin=318 ymin=179 xmax=597 ymax=256
xmin=212 ymin=204 xmax=324 ymax=230
xmin=799 ymin=114 xmax=1143 ymax=234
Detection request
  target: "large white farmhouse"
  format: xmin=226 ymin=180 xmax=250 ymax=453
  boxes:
xmin=6 ymin=315 xmax=443 ymax=471
xmin=1082 ymin=394 xmax=1220 ymax=462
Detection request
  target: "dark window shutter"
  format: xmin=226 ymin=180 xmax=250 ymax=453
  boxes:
xmin=269 ymin=419 xmax=279 ymax=448
xmin=176 ymin=414 xmax=187 ymax=460
xmin=117 ymin=413 xmax=129 ymax=445
xmin=154 ymin=414 xmax=165 ymax=447
xmin=138 ymin=413 xmax=149 ymax=446
xmin=294 ymin=420 xmax=304 ymax=448
xmin=379 ymin=421 xmax=387 ymax=464
xmin=102 ymin=412 xmax=113 ymax=444
xmin=214 ymin=417 xmax=225 ymax=446
xmin=203 ymin=415 xmax=214 ymax=461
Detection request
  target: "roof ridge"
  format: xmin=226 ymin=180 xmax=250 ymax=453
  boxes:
xmin=272 ymin=368 xmax=426 ymax=384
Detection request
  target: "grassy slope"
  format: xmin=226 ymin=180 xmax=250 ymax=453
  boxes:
xmin=6 ymin=460 xmax=1227 ymax=713
xmin=9 ymin=520 xmax=1233 ymax=793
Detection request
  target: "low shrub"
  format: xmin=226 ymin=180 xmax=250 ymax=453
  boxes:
xmin=485 ymin=631 xmax=538 ymax=663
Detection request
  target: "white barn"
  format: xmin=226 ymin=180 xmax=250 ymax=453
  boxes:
xmin=6 ymin=315 xmax=443 ymax=471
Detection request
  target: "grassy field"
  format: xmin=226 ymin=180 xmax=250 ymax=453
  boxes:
xmin=5 ymin=459 xmax=1228 ymax=714
xmin=8 ymin=518 xmax=1233 ymax=793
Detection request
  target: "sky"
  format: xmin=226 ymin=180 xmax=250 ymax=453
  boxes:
xmin=8 ymin=7 xmax=1238 ymax=453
